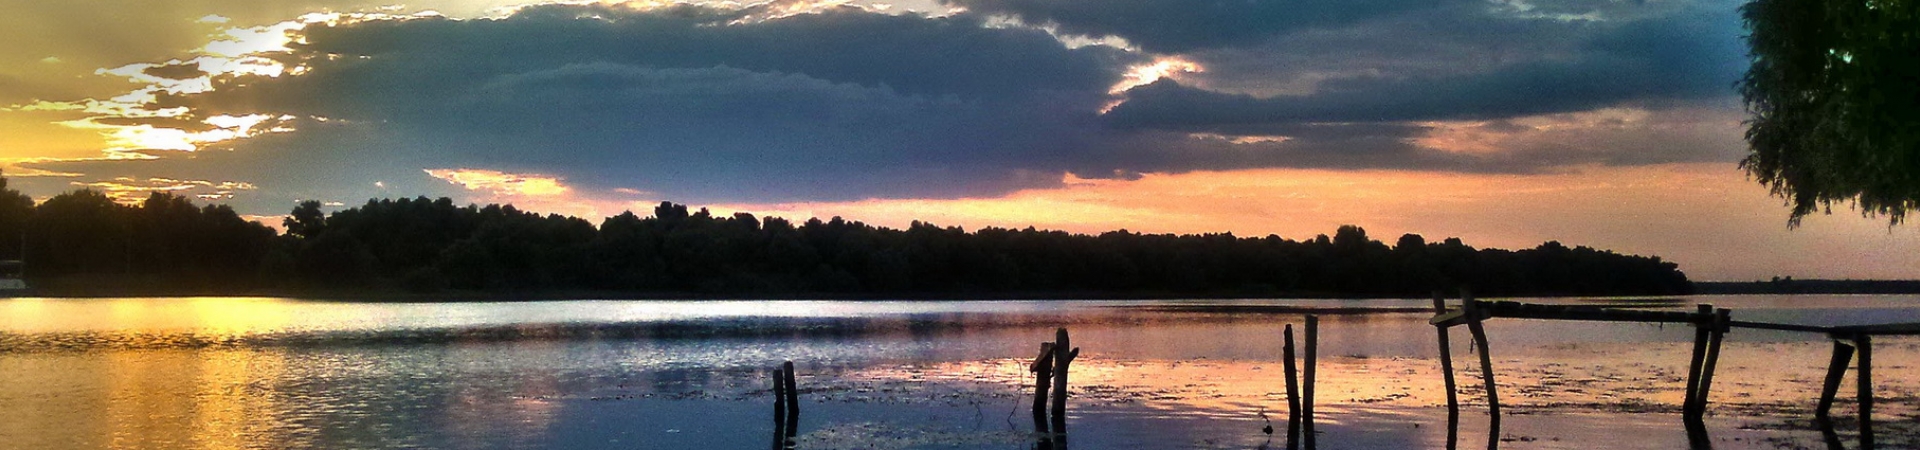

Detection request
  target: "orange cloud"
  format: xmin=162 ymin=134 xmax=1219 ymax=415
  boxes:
xmin=425 ymin=168 xmax=571 ymax=197
xmin=71 ymin=177 xmax=257 ymax=203
xmin=424 ymin=168 xmax=660 ymax=220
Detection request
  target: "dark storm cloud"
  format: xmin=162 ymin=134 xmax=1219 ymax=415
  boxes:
xmin=943 ymin=0 xmax=1456 ymax=53
xmin=26 ymin=0 xmax=1753 ymax=213
xmin=1102 ymin=3 xmax=1748 ymax=132
xmin=42 ymin=4 xmax=1149 ymax=207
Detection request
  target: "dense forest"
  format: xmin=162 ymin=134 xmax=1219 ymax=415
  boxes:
xmin=0 ymin=177 xmax=1692 ymax=298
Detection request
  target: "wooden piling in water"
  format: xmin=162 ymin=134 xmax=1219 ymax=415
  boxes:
xmin=1032 ymin=342 xmax=1056 ymax=437
xmin=1857 ymin=335 xmax=1873 ymax=449
xmin=1283 ymin=324 xmax=1301 ymax=448
xmin=772 ymin=367 xmax=787 ymax=450
xmin=1282 ymin=325 xmax=1297 ymax=419
xmin=1303 ymin=315 xmax=1318 ymax=448
xmin=1431 ymin=292 xmax=1459 ymax=416
xmin=1815 ymin=340 xmax=1854 ymax=422
xmin=1461 ymin=294 xmax=1499 ymax=431
xmin=1693 ymin=308 xmax=1729 ymax=420
xmin=1684 ymin=304 xmax=1712 ymax=418
xmin=1049 ymin=328 xmax=1079 ymax=447
xmin=782 ymin=361 xmax=799 ymax=445
xmin=1417 ymin=296 xmax=1920 ymax=441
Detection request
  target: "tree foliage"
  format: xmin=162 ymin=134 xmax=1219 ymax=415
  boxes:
xmin=269 ymin=200 xmax=1689 ymax=297
xmin=13 ymin=189 xmax=278 ymax=289
xmin=0 ymin=175 xmax=1691 ymax=297
xmin=0 ymin=173 xmax=32 ymax=259
xmin=1740 ymin=0 xmax=1920 ymax=224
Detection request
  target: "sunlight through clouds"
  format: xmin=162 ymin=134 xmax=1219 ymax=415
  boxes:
xmin=74 ymin=177 xmax=259 ymax=203
xmin=424 ymin=168 xmax=642 ymax=219
xmin=1102 ymin=57 xmax=1203 ymax=113
xmin=32 ymin=9 xmax=446 ymax=161
xmin=1109 ymin=57 xmax=1203 ymax=95
xmin=425 ymin=169 xmax=572 ymax=198
xmin=5 ymin=0 xmax=1913 ymax=281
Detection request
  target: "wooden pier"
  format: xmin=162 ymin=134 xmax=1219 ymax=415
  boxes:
xmin=1430 ymin=294 xmax=1920 ymax=449
xmin=746 ymin=298 xmax=1920 ymax=449
xmin=1430 ymin=294 xmax=1731 ymax=426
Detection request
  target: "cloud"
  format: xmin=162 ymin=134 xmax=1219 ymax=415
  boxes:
xmin=29 ymin=4 xmax=1143 ymax=210
xmin=950 ymin=0 xmax=1746 ymax=137
xmin=426 ymin=168 xmax=570 ymax=199
xmin=944 ymin=0 xmax=1454 ymax=53
xmin=67 ymin=176 xmax=257 ymax=203
xmin=20 ymin=0 xmax=1756 ymax=217
xmin=1100 ymin=3 xmax=1748 ymax=128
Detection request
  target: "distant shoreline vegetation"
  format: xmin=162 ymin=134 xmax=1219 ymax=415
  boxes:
xmin=1695 ymin=278 xmax=1920 ymax=295
xmin=0 ymin=183 xmax=1693 ymax=299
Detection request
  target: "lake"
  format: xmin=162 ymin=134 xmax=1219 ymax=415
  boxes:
xmin=2 ymin=295 xmax=1917 ymax=449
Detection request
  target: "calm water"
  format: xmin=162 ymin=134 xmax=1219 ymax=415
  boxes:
xmin=2 ymin=295 xmax=1917 ymax=449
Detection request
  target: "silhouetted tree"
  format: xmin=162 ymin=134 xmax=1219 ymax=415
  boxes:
xmin=0 ymin=172 xmax=1696 ymax=297
xmin=286 ymin=200 xmax=327 ymax=238
xmin=0 ymin=173 xmax=32 ymax=260
xmin=25 ymin=190 xmax=131 ymax=276
xmin=1741 ymin=0 xmax=1920 ymax=224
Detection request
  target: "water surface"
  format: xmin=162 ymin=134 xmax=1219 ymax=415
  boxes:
xmin=3 ymin=295 xmax=1917 ymax=449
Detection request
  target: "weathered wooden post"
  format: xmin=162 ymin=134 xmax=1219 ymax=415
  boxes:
xmin=1684 ymin=419 xmax=1712 ymax=450
xmin=1857 ymin=334 xmax=1873 ymax=449
xmin=772 ymin=366 xmax=787 ymax=450
xmin=1684 ymin=304 xmax=1713 ymax=418
xmin=1032 ymin=342 xmax=1056 ymax=440
xmin=1460 ymin=292 xmax=1499 ymax=436
xmin=1431 ymin=292 xmax=1459 ymax=415
xmin=782 ymin=361 xmax=799 ymax=446
xmin=1445 ymin=411 xmax=1460 ymax=450
xmin=1819 ymin=420 xmax=1845 ymax=450
xmin=1464 ymin=295 xmax=1501 ymax=450
xmin=1049 ymin=328 xmax=1080 ymax=447
xmin=1815 ymin=339 xmax=1855 ymax=423
xmin=1303 ymin=314 xmax=1318 ymax=448
xmin=1692 ymin=308 xmax=1730 ymax=420
xmin=1283 ymin=324 xmax=1301 ymax=449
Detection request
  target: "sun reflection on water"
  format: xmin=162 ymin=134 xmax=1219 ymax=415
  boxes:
xmin=5 ymin=297 xmax=1920 ymax=448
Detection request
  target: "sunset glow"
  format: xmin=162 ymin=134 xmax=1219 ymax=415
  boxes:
xmin=0 ymin=0 xmax=1912 ymax=281
xmin=1110 ymin=57 xmax=1204 ymax=95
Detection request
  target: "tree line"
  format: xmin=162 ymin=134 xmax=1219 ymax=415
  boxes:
xmin=0 ymin=178 xmax=1692 ymax=297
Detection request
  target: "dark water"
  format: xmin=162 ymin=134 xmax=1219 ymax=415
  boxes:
xmin=2 ymin=295 xmax=1916 ymax=449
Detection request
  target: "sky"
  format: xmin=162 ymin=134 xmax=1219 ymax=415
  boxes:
xmin=1 ymin=0 xmax=1916 ymax=281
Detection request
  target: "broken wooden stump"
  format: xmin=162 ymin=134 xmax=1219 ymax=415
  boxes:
xmin=1032 ymin=342 xmax=1056 ymax=443
xmin=1050 ymin=328 xmax=1081 ymax=446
